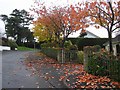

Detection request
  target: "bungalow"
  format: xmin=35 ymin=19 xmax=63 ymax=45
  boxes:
xmin=81 ymin=30 xmax=100 ymax=38
xmin=68 ymin=30 xmax=100 ymax=38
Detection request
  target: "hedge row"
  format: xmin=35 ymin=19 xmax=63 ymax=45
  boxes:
xmin=22 ymin=42 xmax=41 ymax=49
xmin=41 ymin=47 xmax=84 ymax=64
xmin=1 ymin=38 xmax=18 ymax=49
xmin=41 ymin=48 xmax=59 ymax=60
xmin=84 ymin=46 xmax=120 ymax=82
xmin=88 ymin=52 xmax=120 ymax=82
xmin=68 ymin=38 xmax=109 ymax=50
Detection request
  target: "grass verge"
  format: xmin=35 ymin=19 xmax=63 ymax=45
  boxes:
xmin=17 ymin=46 xmax=35 ymax=51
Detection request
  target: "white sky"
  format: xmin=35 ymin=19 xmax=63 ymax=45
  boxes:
xmin=0 ymin=0 xmax=34 ymax=15
xmin=0 ymin=0 xmax=117 ymax=38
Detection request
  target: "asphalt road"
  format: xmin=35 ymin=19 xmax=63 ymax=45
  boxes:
xmin=2 ymin=51 xmax=57 ymax=88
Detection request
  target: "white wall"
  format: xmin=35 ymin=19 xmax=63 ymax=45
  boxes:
xmin=0 ymin=19 xmax=6 ymax=38
xmin=113 ymin=44 xmax=117 ymax=56
xmin=0 ymin=51 xmax=2 ymax=90
xmin=105 ymin=44 xmax=117 ymax=56
xmin=0 ymin=46 xmax=10 ymax=51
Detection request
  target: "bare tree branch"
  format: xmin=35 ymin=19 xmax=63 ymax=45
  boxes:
xmin=96 ymin=6 xmax=112 ymax=20
xmin=113 ymin=21 xmax=120 ymax=26
xmin=112 ymin=26 xmax=120 ymax=32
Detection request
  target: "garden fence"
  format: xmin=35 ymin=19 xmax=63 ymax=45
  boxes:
xmin=41 ymin=48 xmax=79 ymax=63
xmin=57 ymin=49 xmax=78 ymax=63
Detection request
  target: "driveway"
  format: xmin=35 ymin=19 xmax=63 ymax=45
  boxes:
xmin=2 ymin=51 xmax=57 ymax=88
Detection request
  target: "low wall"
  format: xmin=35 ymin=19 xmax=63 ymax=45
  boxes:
xmin=0 ymin=46 xmax=10 ymax=51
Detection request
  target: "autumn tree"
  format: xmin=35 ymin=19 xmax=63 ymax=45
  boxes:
xmin=32 ymin=5 xmax=64 ymax=46
xmin=33 ymin=21 xmax=55 ymax=42
xmin=32 ymin=2 xmax=89 ymax=48
xmin=83 ymin=1 xmax=120 ymax=53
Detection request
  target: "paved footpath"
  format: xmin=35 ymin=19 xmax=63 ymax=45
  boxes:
xmin=2 ymin=51 xmax=66 ymax=88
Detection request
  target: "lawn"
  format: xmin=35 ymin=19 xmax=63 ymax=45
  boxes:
xmin=17 ymin=46 xmax=36 ymax=51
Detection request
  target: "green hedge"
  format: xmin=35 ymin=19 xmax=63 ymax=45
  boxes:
xmin=1 ymin=38 xmax=18 ymax=50
xmin=8 ymin=40 xmax=18 ymax=50
xmin=41 ymin=47 xmax=84 ymax=63
xmin=68 ymin=38 xmax=109 ymax=50
xmin=77 ymin=51 xmax=84 ymax=64
xmin=41 ymin=48 xmax=59 ymax=60
xmin=85 ymin=47 xmax=120 ymax=82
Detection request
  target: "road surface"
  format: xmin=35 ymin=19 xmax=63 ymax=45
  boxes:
xmin=2 ymin=51 xmax=60 ymax=88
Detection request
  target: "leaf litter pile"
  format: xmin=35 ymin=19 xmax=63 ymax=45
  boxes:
xmin=24 ymin=52 xmax=120 ymax=89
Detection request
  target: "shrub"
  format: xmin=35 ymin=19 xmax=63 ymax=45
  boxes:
xmin=77 ymin=51 xmax=84 ymax=64
xmin=69 ymin=45 xmax=78 ymax=50
xmin=88 ymin=52 xmax=108 ymax=76
xmin=41 ymin=47 xmax=59 ymax=60
xmin=8 ymin=40 xmax=18 ymax=50
xmin=41 ymin=47 xmax=79 ymax=63
xmin=64 ymin=40 xmax=73 ymax=49
xmin=87 ymin=49 xmax=120 ymax=81
xmin=83 ymin=45 xmax=101 ymax=71
xmin=1 ymin=38 xmax=18 ymax=50
xmin=2 ymin=40 xmax=9 ymax=46
xmin=41 ymin=42 xmax=58 ymax=48
xmin=68 ymin=38 xmax=108 ymax=50
xmin=2 ymin=37 xmax=9 ymax=46
xmin=84 ymin=45 xmax=101 ymax=54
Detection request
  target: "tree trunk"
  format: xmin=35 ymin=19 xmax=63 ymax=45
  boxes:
xmin=108 ymin=32 xmax=113 ymax=53
xmin=60 ymin=36 xmax=67 ymax=63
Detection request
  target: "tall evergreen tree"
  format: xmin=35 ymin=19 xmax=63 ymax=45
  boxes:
xmin=0 ymin=9 xmax=34 ymax=45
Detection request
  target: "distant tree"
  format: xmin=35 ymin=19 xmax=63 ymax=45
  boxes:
xmin=0 ymin=14 xmax=8 ymax=23
xmin=1 ymin=9 xmax=34 ymax=45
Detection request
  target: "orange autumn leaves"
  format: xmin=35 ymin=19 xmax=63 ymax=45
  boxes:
xmin=25 ymin=52 xmax=120 ymax=89
xmin=85 ymin=1 xmax=120 ymax=30
xmin=31 ymin=0 xmax=120 ymax=52
xmin=31 ymin=2 xmax=89 ymax=42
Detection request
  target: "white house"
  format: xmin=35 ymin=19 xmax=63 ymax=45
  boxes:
xmin=68 ymin=30 xmax=100 ymax=38
xmin=68 ymin=25 xmax=111 ymax=38
xmin=83 ymin=30 xmax=100 ymax=38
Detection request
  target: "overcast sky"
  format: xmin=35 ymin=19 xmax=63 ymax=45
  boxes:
xmin=0 ymin=0 xmax=117 ymax=38
xmin=0 ymin=0 xmax=82 ymax=15
xmin=0 ymin=0 xmax=34 ymax=15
